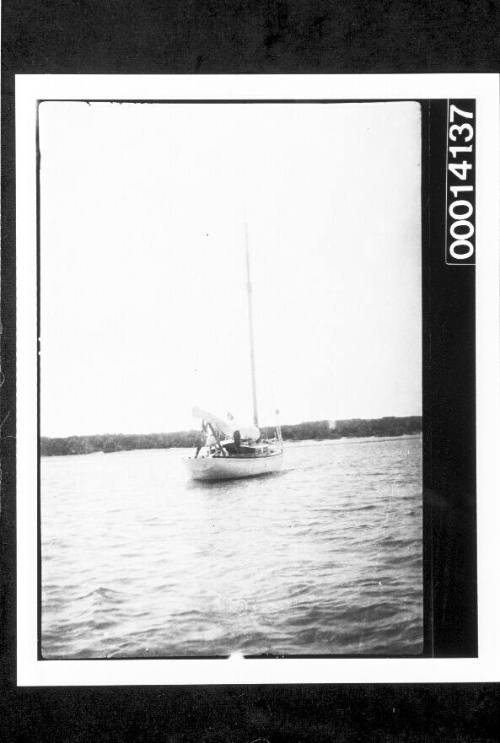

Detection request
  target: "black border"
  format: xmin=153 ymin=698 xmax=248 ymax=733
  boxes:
xmin=37 ymin=96 xmax=430 ymax=662
xmin=422 ymin=99 xmax=477 ymax=657
xmin=2 ymin=0 xmax=496 ymax=739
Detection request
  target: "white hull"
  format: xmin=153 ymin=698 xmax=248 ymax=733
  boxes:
xmin=185 ymin=451 xmax=283 ymax=481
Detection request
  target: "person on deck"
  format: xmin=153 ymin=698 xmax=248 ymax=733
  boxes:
xmin=194 ymin=420 xmax=208 ymax=458
xmin=233 ymin=429 xmax=241 ymax=453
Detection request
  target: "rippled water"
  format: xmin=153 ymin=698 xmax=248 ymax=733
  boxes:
xmin=41 ymin=435 xmax=422 ymax=658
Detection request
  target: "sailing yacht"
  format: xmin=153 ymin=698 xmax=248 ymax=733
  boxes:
xmin=185 ymin=228 xmax=284 ymax=481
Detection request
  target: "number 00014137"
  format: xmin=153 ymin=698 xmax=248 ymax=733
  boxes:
xmin=446 ymin=101 xmax=475 ymax=264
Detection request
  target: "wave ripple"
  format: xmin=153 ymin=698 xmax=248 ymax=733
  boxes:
xmin=41 ymin=436 xmax=422 ymax=658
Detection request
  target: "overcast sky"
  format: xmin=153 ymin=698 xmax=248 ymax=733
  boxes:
xmin=39 ymin=100 xmax=422 ymax=437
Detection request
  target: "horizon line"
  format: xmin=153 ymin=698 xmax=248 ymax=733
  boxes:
xmin=40 ymin=413 xmax=423 ymax=440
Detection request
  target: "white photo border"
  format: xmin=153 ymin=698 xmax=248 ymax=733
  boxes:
xmin=16 ymin=73 xmax=500 ymax=685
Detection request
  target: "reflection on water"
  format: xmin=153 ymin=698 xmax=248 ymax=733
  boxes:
xmin=41 ymin=435 xmax=422 ymax=658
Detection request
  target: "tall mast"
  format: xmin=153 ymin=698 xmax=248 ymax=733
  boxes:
xmin=245 ymin=224 xmax=259 ymax=428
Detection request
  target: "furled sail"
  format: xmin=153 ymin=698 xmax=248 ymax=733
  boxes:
xmin=192 ymin=407 xmax=234 ymax=437
xmin=192 ymin=406 xmax=260 ymax=442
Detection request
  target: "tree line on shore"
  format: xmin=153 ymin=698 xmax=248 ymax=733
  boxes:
xmin=40 ymin=416 xmax=422 ymax=456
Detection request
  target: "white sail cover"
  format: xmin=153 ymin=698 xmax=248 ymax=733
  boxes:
xmin=236 ymin=424 xmax=260 ymax=442
xmin=192 ymin=406 xmax=260 ymax=442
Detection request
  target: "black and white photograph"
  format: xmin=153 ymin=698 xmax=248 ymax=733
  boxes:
xmin=11 ymin=73 xmax=499 ymax=689
xmin=38 ymin=98 xmax=423 ymax=659
xmin=3 ymin=2 xmax=500 ymax=739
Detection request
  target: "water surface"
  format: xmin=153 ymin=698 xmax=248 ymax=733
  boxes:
xmin=41 ymin=435 xmax=422 ymax=657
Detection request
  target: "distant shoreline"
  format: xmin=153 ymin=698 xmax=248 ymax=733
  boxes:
xmin=41 ymin=416 xmax=422 ymax=457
